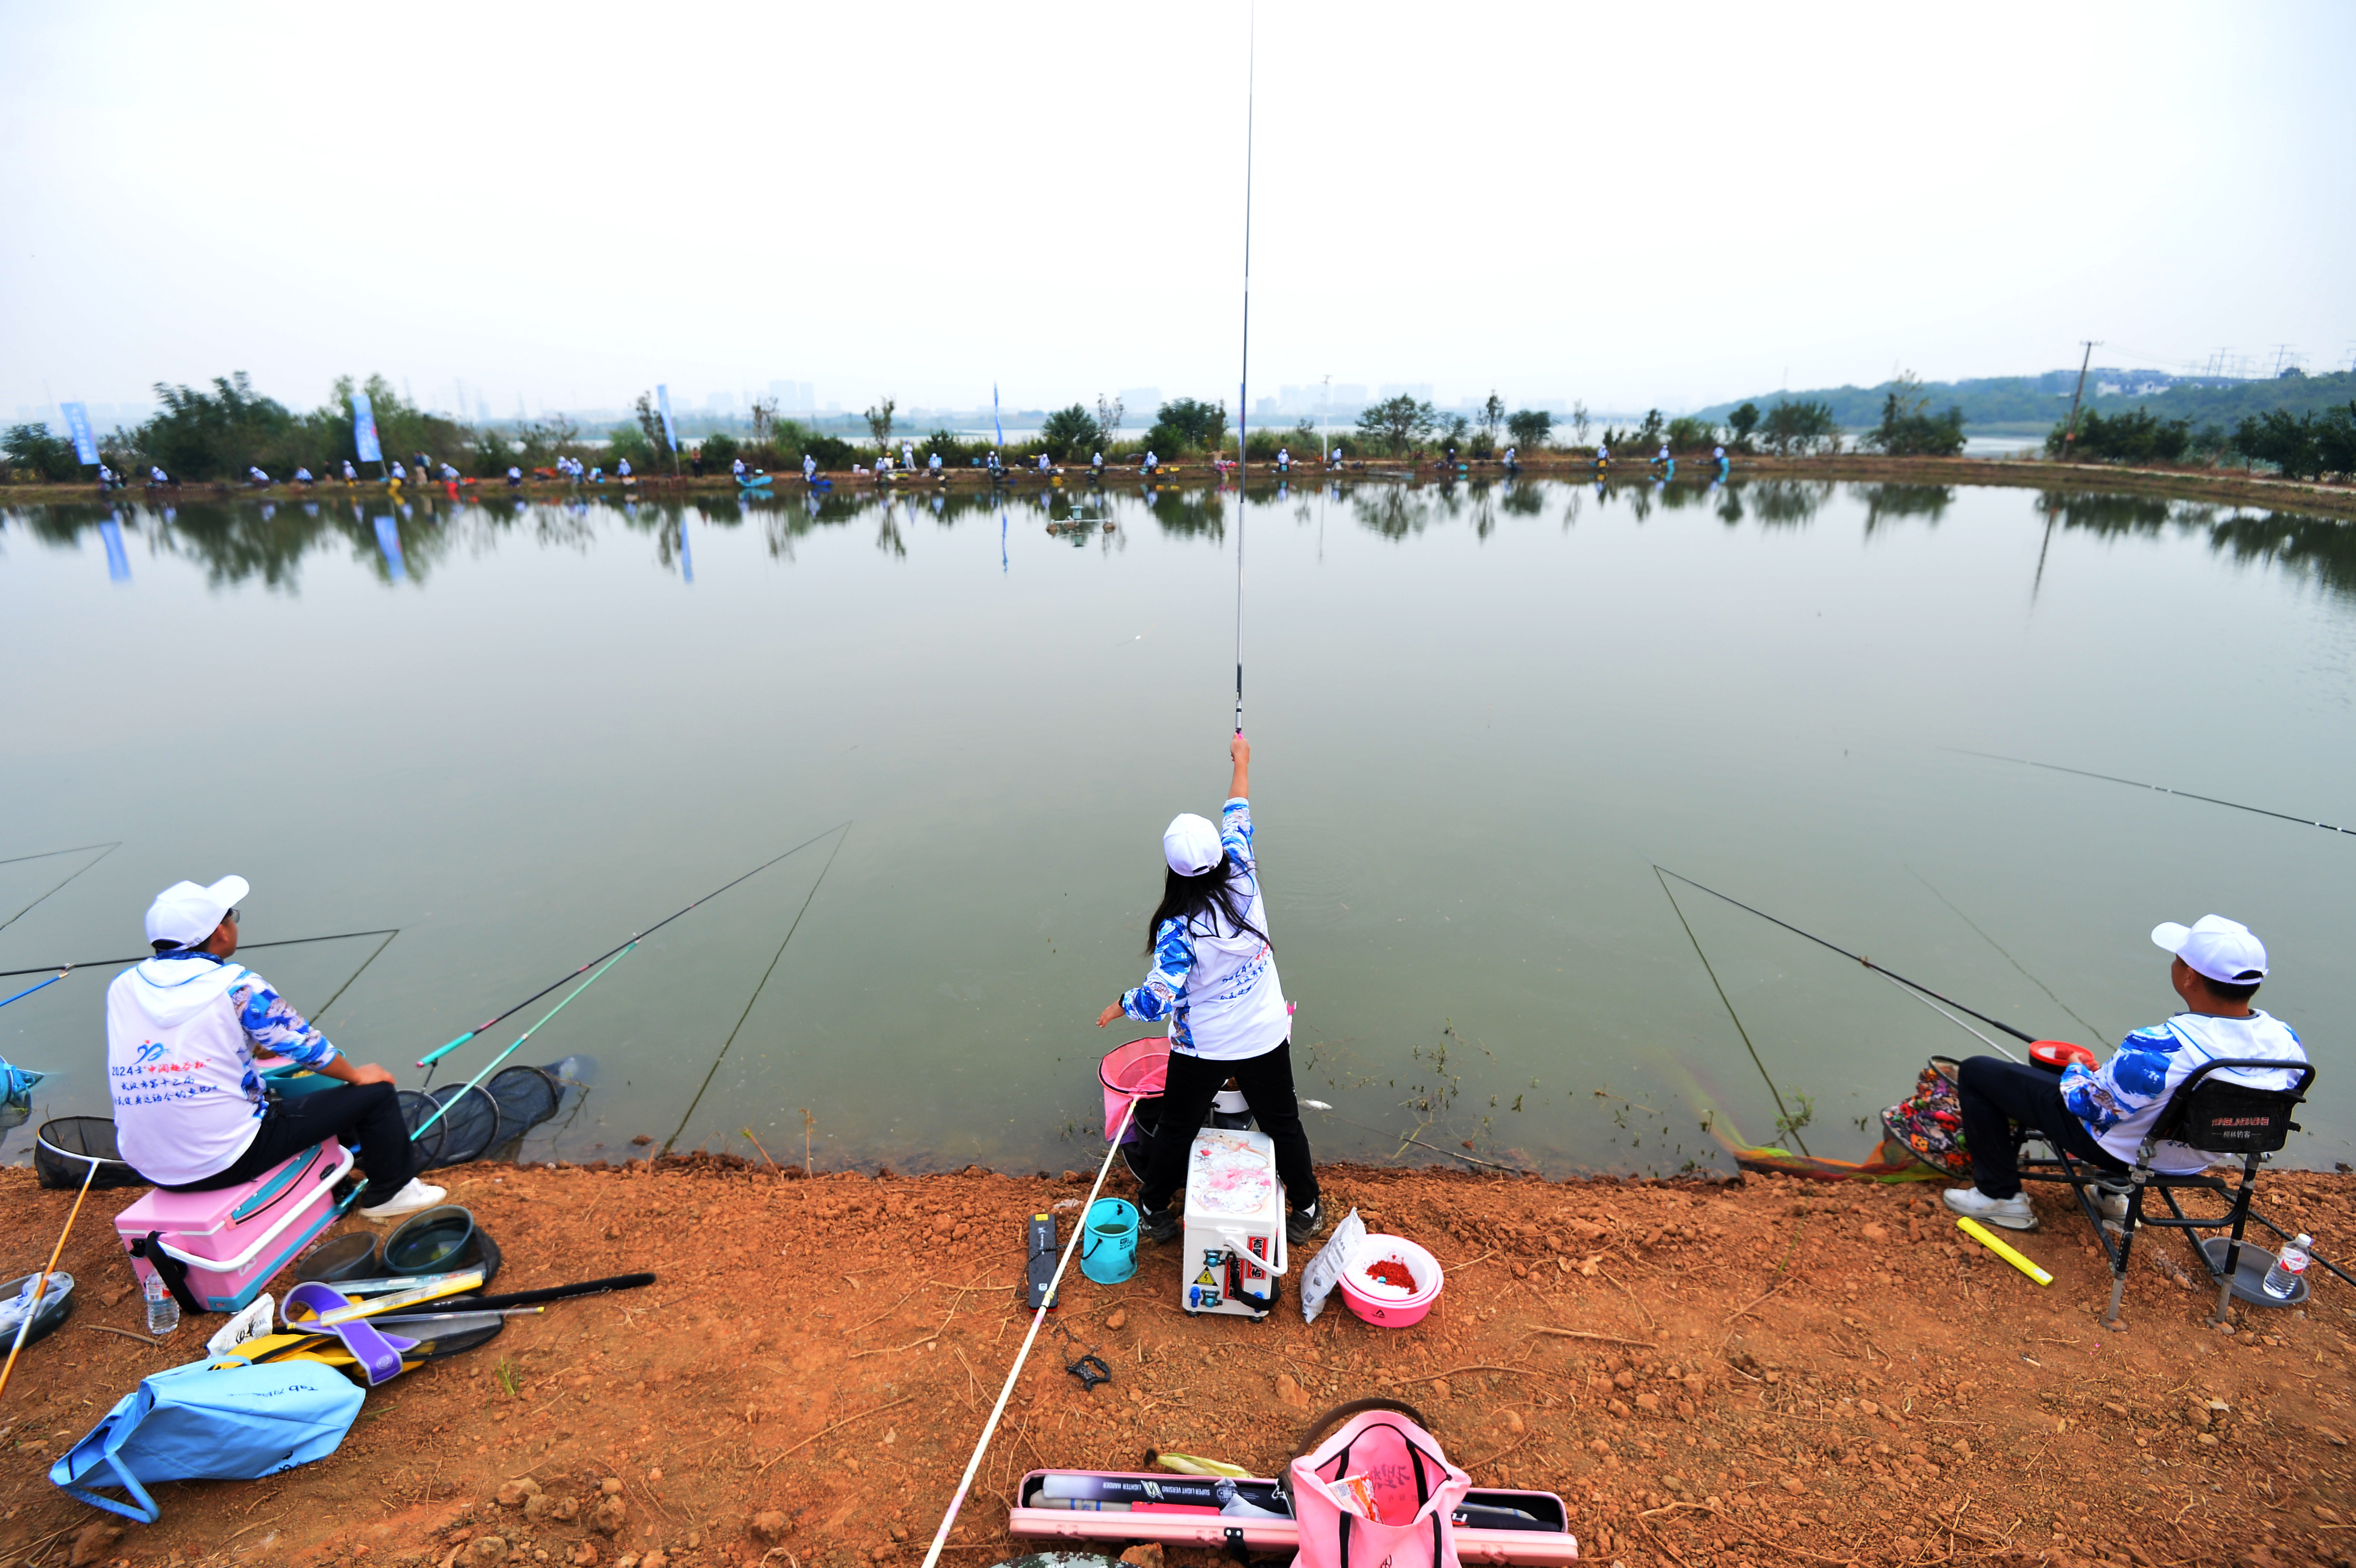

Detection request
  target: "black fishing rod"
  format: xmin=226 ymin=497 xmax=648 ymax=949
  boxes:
xmin=1954 ymin=749 xmax=2353 ymax=837
xmin=1653 ymin=866 xmax=2039 ymax=1044
xmin=0 ymin=927 xmax=400 ymax=982
xmin=0 ymin=840 xmax=121 ymax=936
xmin=418 ymin=822 xmax=848 ymax=1068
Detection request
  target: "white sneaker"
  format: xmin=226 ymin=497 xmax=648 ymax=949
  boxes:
xmin=357 ymin=1178 xmax=447 ymax=1221
xmin=2094 ymin=1185 xmax=2131 ymax=1222
xmin=1942 ymin=1186 xmax=2039 ymax=1232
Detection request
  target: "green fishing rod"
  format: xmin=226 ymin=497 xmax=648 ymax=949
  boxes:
xmin=409 ymin=944 xmax=635 ymax=1140
xmin=417 ymin=823 xmax=846 ymax=1069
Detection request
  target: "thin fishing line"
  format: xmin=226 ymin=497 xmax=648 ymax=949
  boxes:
xmin=1654 ymin=865 xmax=2038 ymax=1044
xmin=0 ymin=927 xmax=402 ymax=981
xmin=0 ymin=841 xmax=121 ymax=936
xmin=1950 ymin=748 xmax=2353 ymax=836
xmin=1232 ymin=2 xmax=1254 ymax=737
xmin=0 ymin=842 xmax=121 ymax=868
xmin=1906 ymin=865 xmax=2108 ymax=1047
xmin=418 ymin=821 xmax=848 ymax=1068
xmin=309 ymin=929 xmax=402 ymax=1024
xmin=661 ymin=824 xmax=851 ymax=1154
xmin=1654 ymin=867 xmax=1807 ymax=1156
xmin=1875 ymin=971 xmax=2022 ymax=1063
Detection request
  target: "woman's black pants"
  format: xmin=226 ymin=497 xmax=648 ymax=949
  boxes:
xmin=1135 ymin=1039 xmax=1320 ymax=1220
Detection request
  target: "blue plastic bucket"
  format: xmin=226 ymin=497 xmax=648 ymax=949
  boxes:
xmin=1080 ymin=1198 xmax=1139 ymax=1285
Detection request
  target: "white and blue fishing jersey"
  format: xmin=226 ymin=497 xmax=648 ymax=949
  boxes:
xmin=105 ymin=952 xmax=341 ymax=1185
xmin=1120 ymin=799 xmax=1291 ymax=1063
xmin=2061 ymin=1010 xmax=2306 ymax=1172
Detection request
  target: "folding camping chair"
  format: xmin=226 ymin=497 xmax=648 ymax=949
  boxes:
xmin=2019 ymin=1058 xmax=2315 ymax=1328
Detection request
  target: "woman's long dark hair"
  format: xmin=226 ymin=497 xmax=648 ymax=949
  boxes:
xmin=1145 ymin=857 xmax=1267 ymax=955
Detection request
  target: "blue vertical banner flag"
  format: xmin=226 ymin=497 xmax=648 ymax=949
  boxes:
xmin=99 ymin=510 xmax=131 ymax=583
xmin=678 ymin=517 xmax=693 ymax=585
xmin=373 ymin=516 xmax=406 ymax=583
xmin=59 ymin=402 xmax=98 ymax=465
xmin=656 ymin=385 xmax=678 ymax=452
xmin=992 ymin=384 xmax=1004 ymax=449
xmin=351 ymin=392 xmax=383 ymax=464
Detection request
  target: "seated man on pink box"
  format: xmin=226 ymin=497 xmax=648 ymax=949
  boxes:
xmin=106 ymin=875 xmax=444 ymax=1221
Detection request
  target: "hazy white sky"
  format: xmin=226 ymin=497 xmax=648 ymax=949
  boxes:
xmin=5 ymin=0 xmax=2352 ymax=422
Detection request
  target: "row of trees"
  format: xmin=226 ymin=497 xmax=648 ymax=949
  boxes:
xmin=2046 ymin=401 xmax=2356 ymax=479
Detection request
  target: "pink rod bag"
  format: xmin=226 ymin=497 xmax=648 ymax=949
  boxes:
xmin=115 ymin=1139 xmax=355 ymax=1314
xmin=1009 ymin=1469 xmax=1577 ymax=1567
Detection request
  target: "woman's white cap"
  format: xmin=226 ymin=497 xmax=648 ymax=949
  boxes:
xmin=145 ymin=875 xmax=249 ymax=946
xmin=1163 ymin=814 xmax=1224 ymax=876
xmin=2151 ymin=914 xmax=2269 ymax=986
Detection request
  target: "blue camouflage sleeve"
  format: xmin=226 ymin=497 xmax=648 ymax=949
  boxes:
xmin=2062 ymin=1025 xmax=2178 ymax=1134
xmin=229 ymin=976 xmax=340 ymax=1069
xmin=1122 ymin=917 xmax=1195 ymax=1022
xmin=1221 ymin=797 xmax=1253 ymax=870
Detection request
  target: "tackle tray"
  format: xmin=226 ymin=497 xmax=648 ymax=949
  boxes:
xmin=1009 ymin=1468 xmax=1578 ymax=1566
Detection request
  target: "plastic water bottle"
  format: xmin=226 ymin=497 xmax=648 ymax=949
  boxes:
xmin=143 ymin=1272 xmax=179 ymax=1336
xmin=2262 ymin=1235 xmax=2312 ymax=1300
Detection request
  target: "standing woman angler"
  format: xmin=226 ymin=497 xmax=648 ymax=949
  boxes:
xmin=1096 ymin=735 xmax=1324 ymax=1246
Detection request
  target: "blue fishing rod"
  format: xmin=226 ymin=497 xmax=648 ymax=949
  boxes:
xmin=0 ymin=968 xmax=68 ymax=1011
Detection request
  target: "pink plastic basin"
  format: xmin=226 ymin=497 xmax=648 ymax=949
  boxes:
xmin=1338 ymin=1234 xmax=1444 ymax=1328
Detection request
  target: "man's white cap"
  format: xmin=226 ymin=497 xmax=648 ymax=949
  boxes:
xmin=1163 ymin=814 xmax=1224 ymax=877
xmin=144 ymin=875 xmax=249 ymax=947
xmin=2152 ymin=914 xmax=2269 ymax=987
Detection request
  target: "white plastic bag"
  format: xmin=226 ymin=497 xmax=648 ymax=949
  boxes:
xmin=1299 ymin=1207 xmax=1368 ymax=1324
xmin=204 ymin=1293 xmax=274 ymax=1359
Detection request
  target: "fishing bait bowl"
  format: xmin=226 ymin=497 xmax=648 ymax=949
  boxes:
xmin=384 ymin=1207 xmax=479 ymax=1275
xmin=294 ymin=1231 xmax=382 ymax=1285
xmin=1338 ymin=1235 xmax=1443 ymax=1328
xmin=2029 ymin=1040 xmax=2099 ymax=1075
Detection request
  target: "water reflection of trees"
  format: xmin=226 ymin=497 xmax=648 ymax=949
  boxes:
xmin=1853 ymin=483 xmax=1955 ymax=532
xmin=10 ymin=482 xmax=2350 ymax=604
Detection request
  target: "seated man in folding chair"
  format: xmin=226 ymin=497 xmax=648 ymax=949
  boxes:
xmin=1942 ymin=913 xmax=2304 ymax=1232
xmin=106 ymin=876 xmax=445 ymax=1221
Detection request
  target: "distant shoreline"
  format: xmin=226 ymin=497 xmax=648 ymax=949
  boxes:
xmin=4 ymin=452 xmax=2350 ymax=520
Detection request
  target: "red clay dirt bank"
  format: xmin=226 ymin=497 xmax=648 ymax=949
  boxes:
xmin=4 ymin=1159 xmax=2354 ymax=1568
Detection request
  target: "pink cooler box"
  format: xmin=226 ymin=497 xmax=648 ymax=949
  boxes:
xmin=115 ymin=1139 xmax=356 ymax=1313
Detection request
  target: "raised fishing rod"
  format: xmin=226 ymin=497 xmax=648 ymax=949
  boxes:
xmin=417 ymin=822 xmax=846 ymax=1068
xmin=411 ymin=944 xmax=635 ymax=1139
xmin=1653 ymin=865 xmax=2039 ymax=1045
xmin=1232 ymin=1 xmax=1255 ymax=736
xmin=1953 ymin=749 xmax=2354 ymax=837
xmin=0 ymin=928 xmax=400 ymax=982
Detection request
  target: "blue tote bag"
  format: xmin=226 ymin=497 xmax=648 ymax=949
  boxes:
xmin=51 ymin=1357 xmax=364 ymax=1521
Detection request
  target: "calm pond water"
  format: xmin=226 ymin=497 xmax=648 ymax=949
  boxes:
xmin=4 ymin=475 xmax=2352 ymax=1177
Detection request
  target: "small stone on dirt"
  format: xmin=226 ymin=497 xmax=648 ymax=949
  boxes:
xmin=751 ymin=1513 xmax=788 ymax=1544
xmin=1779 ymin=1477 xmax=1805 ymax=1495
xmin=469 ymin=1539 xmax=509 ymax=1568
xmin=1635 ymin=1392 xmax=1661 ymax=1412
xmin=1276 ymin=1371 xmax=1311 ymax=1408
xmin=523 ymin=1495 xmax=550 ymax=1522
xmin=1119 ymin=1546 xmax=1164 ymax=1568
xmin=552 ymin=1499 xmax=580 ymax=1523
xmin=1506 ymin=1410 xmax=1526 ymax=1433
xmin=1106 ymin=1309 xmax=1127 ymax=1331
xmin=1952 ymin=1439 xmax=1973 ymax=1462
xmin=498 ymin=1479 xmax=544 ymax=1508
xmin=69 ymin=1524 xmax=124 ymax=1568
xmin=642 ymin=1554 xmax=668 ymax=1568
xmin=601 ymin=1478 xmax=624 ymax=1495
xmin=569 ymin=1547 xmax=599 ymax=1568
xmin=1862 ymin=1223 xmax=1889 ymax=1243
xmin=1859 ymin=1400 xmax=1879 ymax=1416
xmin=591 ymin=1498 xmax=628 ymax=1536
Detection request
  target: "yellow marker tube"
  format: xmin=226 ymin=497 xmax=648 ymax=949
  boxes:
xmin=1956 ymin=1217 xmax=2054 ymax=1286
